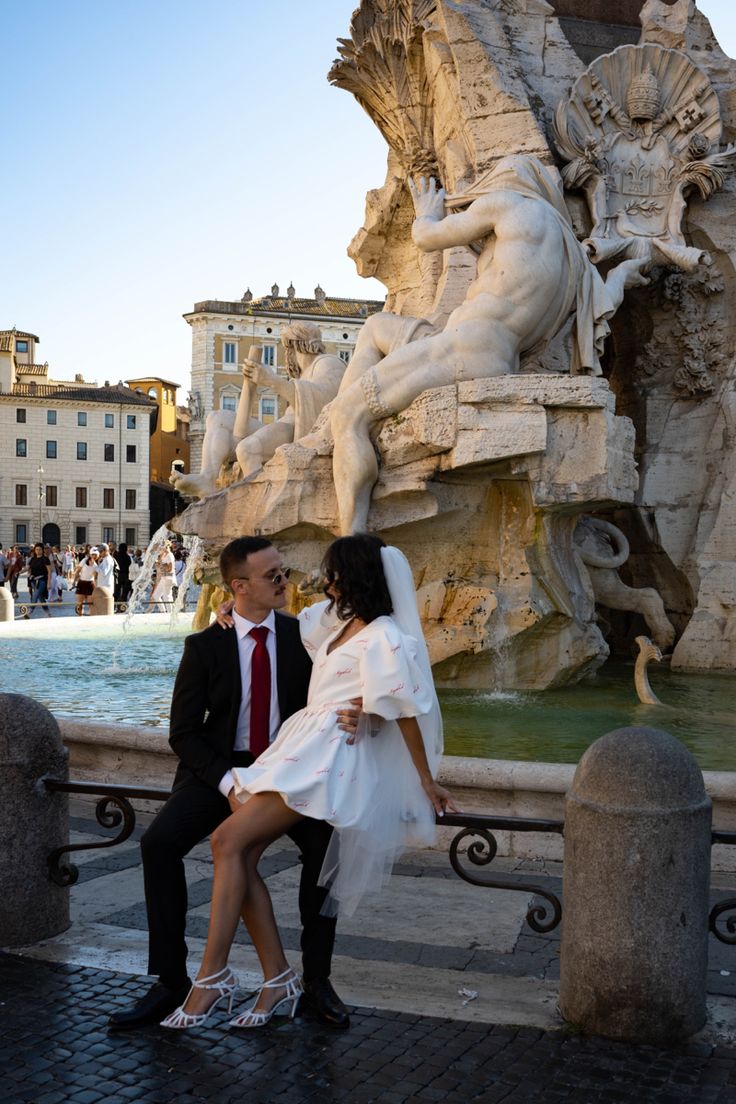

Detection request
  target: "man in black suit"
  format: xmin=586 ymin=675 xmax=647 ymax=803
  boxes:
xmin=109 ymin=536 xmax=351 ymax=1030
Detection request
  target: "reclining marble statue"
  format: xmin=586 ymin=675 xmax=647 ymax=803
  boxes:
xmin=171 ymin=321 xmax=346 ymax=500
xmin=329 ymin=154 xmax=650 ymax=535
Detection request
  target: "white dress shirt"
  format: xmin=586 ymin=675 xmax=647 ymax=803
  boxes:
xmin=218 ymin=608 xmax=280 ymax=797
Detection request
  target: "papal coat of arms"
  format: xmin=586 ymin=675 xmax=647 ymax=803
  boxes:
xmin=554 ymin=44 xmax=735 ymax=272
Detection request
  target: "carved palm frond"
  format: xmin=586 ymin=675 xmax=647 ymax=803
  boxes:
xmin=678 ymin=145 xmax=736 ymax=199
xmin=329 ymin=0 xmax=438 ymax=176
xmin=561 ymin=157 xmax=597 ymax=190
xmin=553 ymin=97 xmax=586 ymax=164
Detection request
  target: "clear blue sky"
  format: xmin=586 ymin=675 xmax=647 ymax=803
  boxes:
xmin=1 ymin=1 xmax=734 ymax=392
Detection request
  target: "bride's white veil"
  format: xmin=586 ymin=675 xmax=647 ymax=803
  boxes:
xmin=380 ymin=545 xmax=443 ymax=769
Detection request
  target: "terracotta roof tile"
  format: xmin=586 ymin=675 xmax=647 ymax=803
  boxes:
xmin=16 ymin=363 xmax=49 ymax=377
xmin=0 ymin=329 xmax=39 ymax=342
xmin=5 ymin=382 xmax=157 ymax=407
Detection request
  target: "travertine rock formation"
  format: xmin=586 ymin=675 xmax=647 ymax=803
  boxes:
xmin=177 ymin=0 xmax=736 ymax=683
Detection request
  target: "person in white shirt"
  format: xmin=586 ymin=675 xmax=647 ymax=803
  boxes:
xmin=150 ymin=542 xmax=176 ymax=613
xmin=92 ymin=543 xmax=116 ymax=614
xmin=73 ymin=550 xmax=97 ymax=616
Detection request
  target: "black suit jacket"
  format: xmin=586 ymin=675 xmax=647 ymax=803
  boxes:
xmin=169 ymin=612 xmax=312 ymax=791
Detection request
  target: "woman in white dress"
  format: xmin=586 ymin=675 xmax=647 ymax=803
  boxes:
xmin=162 ymin=534 xmax=455 ymax=1030
xmin=149 ymin=541 xmax=175 ymax=612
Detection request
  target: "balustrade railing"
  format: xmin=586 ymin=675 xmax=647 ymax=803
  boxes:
xmin=42 ymin=777 xmax=736 ymax=943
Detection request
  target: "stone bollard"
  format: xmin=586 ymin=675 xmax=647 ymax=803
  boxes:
xmin=0 ymin=694 xmax=70 ymax=945
xmin=0 ymin=584 xmax=13 ymax=621
xmin=559 ymin=726 xmax=711 ymax=1044
xmin=91 ymin=585 xmax=114 ymax=615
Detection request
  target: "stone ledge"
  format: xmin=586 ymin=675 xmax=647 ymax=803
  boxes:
xmin=58 ymin=719 xmax=736 ymax=870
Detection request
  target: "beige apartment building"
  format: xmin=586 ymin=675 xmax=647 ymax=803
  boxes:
xmin=183 ymin=283 xmax=384 ymax=470
xmin=0 ymin=329 xmax=155 ymax=550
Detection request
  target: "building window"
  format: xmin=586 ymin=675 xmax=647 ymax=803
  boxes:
xmin=125 ymin=489 xmax=136 ymax=510
xmin=47 ymin=410 xmax=57 ymax=425
xmin=16 ymin=340 xmax=28 ymax=353
xmin=125 ymin=527 xmax=136 ymax=545
xmin=103 ymin=488 xmax=115 ymax=509
xmin=105 ymin=413 xmax=114 ymax=428
xmin=259 ymin=397 xmax=276 ymax=421
xmin=77 ymin=442 xmax=87 ymax=461
xmin=126 ymin=445 xmax=136 ymax=463
xmin=104 ymin=444 xmax=115 ymax=462
xmin=147 ymin=386 xmax=157 ymax=399
xmin=15 ymin=484 xmax=27 ymax=506
xmin=127 ymin=415 xmax=136 ymax=429
xmin=75 ymin=525 xmax=87 ymax=544
xmin=16 ymin=439 xmax=27 ymax=457
xmin=224 ymin=341 xmax=237 ymax=364
xmin=102 ymin=526 xmax=115 ymax=544
xmin=77 ymin=411 xmax=87 ymax=426
xmin=262 ymin=345 xmax=276 ymax=367
xmin=16 ymin=408 xmax=26 ymax=423
xmin=46 ymin=440 xmax=57 ymax=459
xmin=338 ymin=349 xmax=351 ymax=364
xmin=75 ymin=487 xmax=87 ymax=508
xmin=221 ymin=394 xmax=237 ymax=412
xmin=46 ymin=485 xmax=58 ymax=507
xmin=16 ymin=524 xmax=28 ymax=544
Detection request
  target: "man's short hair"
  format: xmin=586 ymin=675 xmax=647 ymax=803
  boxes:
xmin=220 ymin=536 xmax=273 ymax=586
xmin=281 ymin=321 xmax=325 ymax=355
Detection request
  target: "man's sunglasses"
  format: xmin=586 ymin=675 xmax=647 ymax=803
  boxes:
xmin=232 ymin=567 xmax=291 ymax=587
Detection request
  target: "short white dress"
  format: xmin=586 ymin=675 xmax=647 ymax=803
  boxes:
xmin=232 ymin=599 xmax=440 ymax=914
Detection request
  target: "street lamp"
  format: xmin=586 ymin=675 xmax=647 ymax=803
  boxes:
xmin=37 ymin=463 xmax=44 ymax=543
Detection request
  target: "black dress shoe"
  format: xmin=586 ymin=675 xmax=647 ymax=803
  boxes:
xmin=300 ymin=977 xmax=350 ymax=1029
xmin=108 ymin=979 xmax=191 ymax=1030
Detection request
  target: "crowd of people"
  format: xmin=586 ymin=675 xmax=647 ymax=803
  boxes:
xmin=0 ymin=538 xmax=190 ymax=615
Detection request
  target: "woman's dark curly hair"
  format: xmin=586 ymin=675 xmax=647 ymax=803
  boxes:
xmin=322 ymin=534 xmax=392 ymax=623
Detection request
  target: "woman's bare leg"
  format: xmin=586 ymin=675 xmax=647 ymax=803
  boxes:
xmin=181 ymin=792 xmax=302 ymax=1015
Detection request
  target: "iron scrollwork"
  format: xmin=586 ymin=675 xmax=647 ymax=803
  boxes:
xmin=44 ymin=779 xmax=171 ymax=887
xmin=709 ymin=898 xmax=736 ymax=945
xmin=442 ymin=813 xmax=564 ymax=934
xmin=47 ymin=794 xmax=137 ymax=887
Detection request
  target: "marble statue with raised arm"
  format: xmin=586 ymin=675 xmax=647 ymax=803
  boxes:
xmin=330 ymin=154 xmax=649 ymax=535
xmin=171 ymin=322 xmax=346 ymax=500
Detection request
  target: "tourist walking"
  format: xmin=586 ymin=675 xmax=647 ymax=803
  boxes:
xmin=73 ymin=549 xmax=97 ymax=616
xmin=149 ymin=541 xmax=175 ymax=612
xmin=6 ymin=546 xmax=22 ymax=598
xmin=27 ymin=543 xmax=52 ymax=615
xmin=108 ymin=536 xmax=358 ymax=1032
xmin=114 ymin=542 xmax=133 ymax=606
xmin=92 ymin=543 xmax=116 ymax=613
xmin=63 ymin=545 xmax=76 ymax=583
xmin=160 ymin=534 xmax=455 ymax=1031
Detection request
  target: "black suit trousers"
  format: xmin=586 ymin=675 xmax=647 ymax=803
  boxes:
xmin=141 ymin=778 xmax=337 ymax=987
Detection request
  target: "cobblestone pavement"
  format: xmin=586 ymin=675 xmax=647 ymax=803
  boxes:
xmin=7 ymin=803 xmax=736 ymax=1103
xmin=3 ymin=953 xmax=736 ymax=1104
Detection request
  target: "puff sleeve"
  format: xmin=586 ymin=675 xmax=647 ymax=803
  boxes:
xmin=358 ymin=617 xmax=435 ymax=720
xmin=298 ymin=598 xmax=341 ymax=656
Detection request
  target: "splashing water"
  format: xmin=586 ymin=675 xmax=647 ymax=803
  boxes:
xmin=122 ymin=524 xmax=176 ymax=630
xmin=170 ymin=534 xmax=206 ymax=623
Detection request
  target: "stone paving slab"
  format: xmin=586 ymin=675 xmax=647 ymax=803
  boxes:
xmin=3 ymin=954 xmax=736 ymax=1104
xmin=189 ymin=864 xmax=534 ymax=953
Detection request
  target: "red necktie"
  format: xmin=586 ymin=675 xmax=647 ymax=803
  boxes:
xmin=249 ymin=626 xmax=271 ymax=757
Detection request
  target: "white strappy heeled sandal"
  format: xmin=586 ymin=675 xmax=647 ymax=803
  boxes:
xmin=229 ymin=966 xmax=303 ymax=1029
xmin=160 ymin=966 xmax=238 ymax=1029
